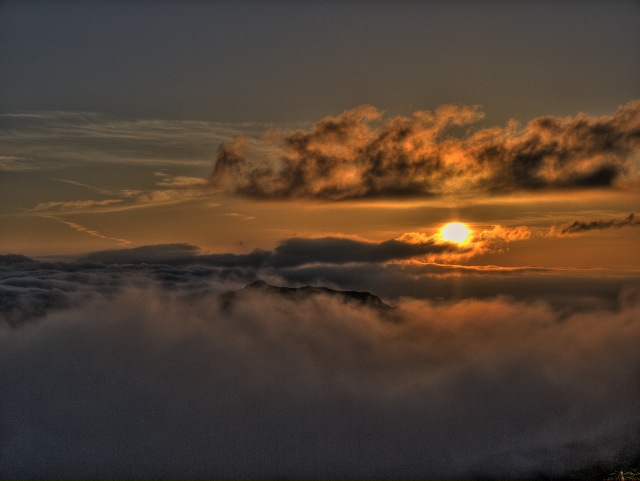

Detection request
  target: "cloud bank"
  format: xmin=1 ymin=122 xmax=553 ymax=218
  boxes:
xmin=211 ymin=100 xmax=640 ymax=199
xmin=0 ymin=261 xmax=639 ymax=479
xmin=2 ymin=245 xmax=638 ymax=478
xmin=80 ymin=225 xmax=530 ymax=271
xmin=3 ymin=249 xmax=636 ymax=330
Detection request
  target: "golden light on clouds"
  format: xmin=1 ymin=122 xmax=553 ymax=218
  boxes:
xmin=441 ymin=222 xmax=471 ymax=243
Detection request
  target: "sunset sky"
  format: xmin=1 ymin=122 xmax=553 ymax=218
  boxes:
xmin=1 ymin=0 xmax=639 ymax=263
xmin=1 ymin=1 xmax=639 ymax=479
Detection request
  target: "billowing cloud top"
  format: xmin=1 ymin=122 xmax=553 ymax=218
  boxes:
xmin=211 ymin=100 xmax=640 ymax=199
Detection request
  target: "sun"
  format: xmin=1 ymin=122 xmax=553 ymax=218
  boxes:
xmin=441 ymin=222 xmax=471 ymax=243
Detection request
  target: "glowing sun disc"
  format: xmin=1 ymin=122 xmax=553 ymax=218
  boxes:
xmin=441 ymin=222 xmax=470 ymax=243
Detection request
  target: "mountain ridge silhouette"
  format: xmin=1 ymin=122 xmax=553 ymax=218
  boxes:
xmin=218 ymin=280 xmax=409 ymax=322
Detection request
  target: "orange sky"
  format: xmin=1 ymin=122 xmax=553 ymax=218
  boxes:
xmin=2 ymin=104 xmax=639 ymax=273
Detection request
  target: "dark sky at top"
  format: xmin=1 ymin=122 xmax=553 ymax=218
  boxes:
xmin=1 ymin=0 xmax=638 ymax=123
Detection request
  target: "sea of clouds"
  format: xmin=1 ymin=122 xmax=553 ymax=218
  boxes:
xmin=1 ymin=251 xmax=639 ymax=478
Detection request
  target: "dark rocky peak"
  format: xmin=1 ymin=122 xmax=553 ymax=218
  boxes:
xmin=218 ymin=280 xmax=406 ymax=322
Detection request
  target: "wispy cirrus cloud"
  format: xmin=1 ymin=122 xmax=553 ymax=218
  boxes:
xmin=25 ymin=173 xmax=213 ymax=217
xmin=153 ymin=172 xmax=208 ymax=188
xmin=32 ymin=199 xmax=124 ymax=212
xmin=49 ymin=178 xmax=114 ymax=194
xmin=0 ymin=111 xmax=286 ymax=170
xmin=0 ymin=155 xmax=36 ymax=171
xmin=211 ymin=100 xmax=640 ymax=200
xmin=220 ymin=212 xmax=255 ymax=220
xmin=40 ymin=216 xmax=132 ymax=246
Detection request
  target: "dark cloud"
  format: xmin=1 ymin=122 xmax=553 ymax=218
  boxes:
xmin=0 ymin=254 xmax=34 ymax=266
xmin=81 ymin=237 xmax=464 ymax=269
xmin=554 ymin=212 xmax=639 ymax=235
xmin=0 ymin=253 xmax=251 ymax=326
xmin=81 ymin=225 xmax=528 ymax=272
xmin=81 ymin=243 xmax=200 ymax=265
xmin=269 ymin=236 xmax=464 ymax=266
xmin=210 ymin=100 xmax=640 ymax=199
xmin=0 ymin=277 xmax=639 ymax=479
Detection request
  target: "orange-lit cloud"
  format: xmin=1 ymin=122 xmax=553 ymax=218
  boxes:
xmin=472 ymin=225 xmax=531 ymax=242
xmin=211 ymin=100 xmax=640 ymax=199
xmin=396 ymin=225 xmax=530 ymax=262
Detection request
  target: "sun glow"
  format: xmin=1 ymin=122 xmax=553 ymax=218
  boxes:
xmin=441 ymin=222 xmax=471 ymax=243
